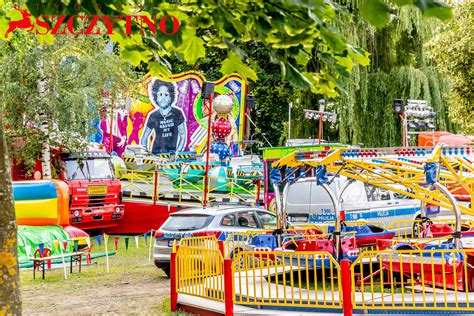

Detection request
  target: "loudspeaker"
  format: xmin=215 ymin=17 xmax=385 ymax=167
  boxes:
xmin=201 ymin=82 xmax=215 ymax=100
xmin=245 ymin=95 xmax=255 ymax=110
xmin=393 ymin=99 xmax=404 ymax=115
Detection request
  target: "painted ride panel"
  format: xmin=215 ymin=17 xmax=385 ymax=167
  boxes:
xmin=103 ymin=200 xmax=180 ymax=234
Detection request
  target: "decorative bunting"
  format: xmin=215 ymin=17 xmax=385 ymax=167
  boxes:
xmin=144 ymin=232 xmax=148 ymax=243
xmin=38 ymin=243 xmax=45 ymax=256
xmin=114 ymin=237 xmax=119 ymax=251
xmin=85 ymin=237 xmax=91 ymax=249
xmin=96 ymin=235 xmax=102 ymax=246
xmin=124 ymin=237 xmax=129 ymax=250
xmin=53 ymin=240 xmax=59 ymax=251
xmin=73 ymin=240 xmax=79 ymax=252
xmin=25 ymin=245 xmax=32 ymax=257
xmin=62 ymin=240 xmax=68 ymax=251
xmin=134 ymin=236 xmax=139 ymax=249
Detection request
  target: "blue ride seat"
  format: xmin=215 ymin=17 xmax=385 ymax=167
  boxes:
xmin=251 ymin=235 xmax=277 ymax=249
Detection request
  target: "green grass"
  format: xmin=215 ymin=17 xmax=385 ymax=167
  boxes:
xmin=20 ymin=235 xmax=190 ymax=314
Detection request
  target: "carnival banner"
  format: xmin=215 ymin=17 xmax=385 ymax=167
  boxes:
xmin=94 ymin=72 xmax=246 ymax=156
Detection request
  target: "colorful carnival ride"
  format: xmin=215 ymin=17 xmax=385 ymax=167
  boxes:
xmin=169 ymin=145 xmax=474 ymax=315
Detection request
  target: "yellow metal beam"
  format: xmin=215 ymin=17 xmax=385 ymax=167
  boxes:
xmin=427 ymin=145 xmax=442 ymax=163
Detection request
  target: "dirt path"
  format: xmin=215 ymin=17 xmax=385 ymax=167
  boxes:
xmin=22 ymin=269 xmax=169 ymax=315
xmin=22 ymin=270 xmax=169 ymax=314
xmin=20 ymin=239 xmax=172 ymax=315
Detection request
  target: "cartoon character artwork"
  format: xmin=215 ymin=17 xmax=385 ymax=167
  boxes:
xmin=94 ymin=72 xmax=246 ymax=158
xmin=140 ymin=78 xmax=187 ymax=154
xmin=100 ymin=107 xmax=128 ymax=156
xmin=128 ymin=111 xmax=145 ymax=145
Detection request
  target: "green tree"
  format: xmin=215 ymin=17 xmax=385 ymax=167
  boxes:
xmin=428 ymin=2 xmax=473 ymax=134
xmin=1 ymin=33 xmax=135 ymax=175
xmin=289 ymin=4 xmax=456 ymax=147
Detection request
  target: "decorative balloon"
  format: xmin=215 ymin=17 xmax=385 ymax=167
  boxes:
xmin=209 ymin=95 xmax=233 ymax=162
xmin=210 ymin=141 xmax=230 ymax=160
xmin=213 ymin=94 xmax=234 ymax=115
xmin=212 ymin=118 xmax=232 ymax=141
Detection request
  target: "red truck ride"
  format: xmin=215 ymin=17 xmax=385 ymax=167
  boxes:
xmin=12 ymin=149 xmax=124 ymax=233
xmin=58 ymin=151 xmax=124 ymax=232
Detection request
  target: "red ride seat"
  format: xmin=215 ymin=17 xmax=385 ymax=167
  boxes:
xmin=341 ymin=237 xmax=359 ymax=256
xmin=296 ymin=238 xmax=333 ymax=254
xmin=33 ymin=247 xmax=52 ymax=270
xmin=429 ymin=224 xmax=453 ymax=237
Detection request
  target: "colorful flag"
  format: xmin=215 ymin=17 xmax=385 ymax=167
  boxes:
xmin=134 ymin=236 xmax=139 ymax=249
xmin=85 ymin=237 xmax=91 ymax=249
xmin=25 ymin=245 xmax=32 ymax=257
xmin=73 ymin=240 xmax=79 ymax=252
xmin=104 ymin=234 xmax=109 ymax=244
xmin=124 ymin=237 xmax=129 ymax=250
xmin=114 ymin=237 xmax=120 ymax=251
xmin=38 ymin=243 xmax=44 ymax=256
xmin=96 ymin=235 xmax=102 ymax=246
xmin=144 ymin=233 xmax=148 ymax=243
xmin=62 ymin=240 xmax=68 ymax=251
xmin=53 ymin=240 xmax=59 ymax=251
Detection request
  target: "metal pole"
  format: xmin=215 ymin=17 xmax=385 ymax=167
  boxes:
xmin=432 ymin=182 xmax=462 ymax=248
xmin=281 ymin=182 xmax=291 ymax=229
xmin=318 ymin=114 xmax=323 ymax=145
xmin=337 ymin=179 xmax=355 ymax=216
xmin=288 ymin=102 xmax=292 ymax=141
xmin=400 ymin=114 xmax=405 ymax=147
xmin=272 ymin=183 xmax=283 ymax=247
xmin=321 ymin=183 xmax=340 ymax=261
xmin=203 ymin=95 xmax=214 ymax=207
xmin=273 ymin=184 xmax=283 ymax=229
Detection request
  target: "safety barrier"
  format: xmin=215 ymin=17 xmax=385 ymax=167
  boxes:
xmin=351 ymin=248 xmax=474 ymax=312
xmin=121 ymin=169 xmax=157 ymax=201
xmin=172 ymin=234 xmax=474 ymax=315
xmin=121 ymin=168 xmax=262 ymax=205
xmin=175 ymin=237 xmax=225 ymax=302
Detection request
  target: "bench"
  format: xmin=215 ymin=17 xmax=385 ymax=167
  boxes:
xmin=29 ymin=252 xmax=84 ymax=279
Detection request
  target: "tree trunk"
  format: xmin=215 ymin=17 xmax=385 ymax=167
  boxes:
xmin=39 ymin=113 xmax=52 ymax=179
xmin=38 ymin=55 xmax=51 ymax=179
xmin=0 ymin=107 xmax=22 ymax=313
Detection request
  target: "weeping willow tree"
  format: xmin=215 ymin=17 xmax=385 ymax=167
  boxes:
xmin=291 ymin=3 xmax=455 ymax=147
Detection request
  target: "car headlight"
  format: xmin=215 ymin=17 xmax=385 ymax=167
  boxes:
xmin=115 ymin=207 xmax=121 ymax=213
xmin=73 ymin=210 xmax=80 ymax=217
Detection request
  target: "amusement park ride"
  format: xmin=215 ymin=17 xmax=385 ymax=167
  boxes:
xmin=166 ymin=145 xmax=474 ymax=315
xmin=264 ymin=145 xmax=474 ymax=288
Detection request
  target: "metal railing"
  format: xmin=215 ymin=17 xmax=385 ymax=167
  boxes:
xmin=232 ymin=250 xmax=342 ymax=309
xmin=173 ymin=233 xmax=474 ymax=314
xmin=121 ymin=169 xmax=262 ymax=205
xmin=351 ymin=248 xmax=474 ymax=311
xmin=175 ymin=237 xmax=225 ymax=301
